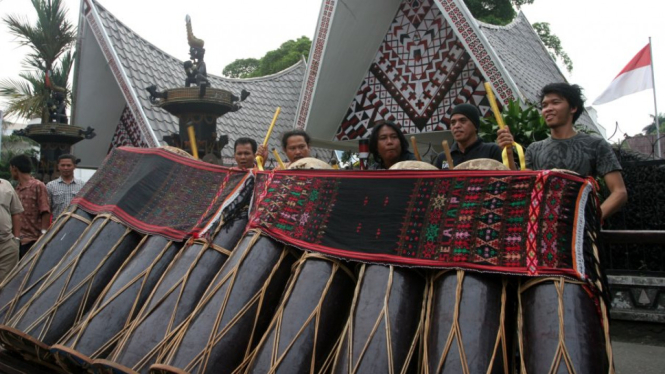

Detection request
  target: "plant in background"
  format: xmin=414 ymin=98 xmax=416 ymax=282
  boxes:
xmin=0 ymin=0 xmax=76 ymax=122
xmin=479 ymin=99 xmax=549 ymax=148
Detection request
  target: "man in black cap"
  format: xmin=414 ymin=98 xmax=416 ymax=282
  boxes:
xmin=433 ymin=103 xmax=514 ymax=169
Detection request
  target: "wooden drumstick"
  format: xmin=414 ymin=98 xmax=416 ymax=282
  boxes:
xmin=410 ymin=136 xmax=422 ymax=161
xmin=484 ymin=82 xmax=517 ymax=170
xmin=272 ymin=148 xmax=286 ymax=170
xmin=441 ymin=140 xmax=454 ymax=169
xmin=256 ymin=107 xmax=281 ymax=171
xmin=187 ymin=125 xmax=199 ymax=160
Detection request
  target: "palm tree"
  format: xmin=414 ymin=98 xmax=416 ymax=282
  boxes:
xmin=0 ymin=0 xmax=76 ymax=122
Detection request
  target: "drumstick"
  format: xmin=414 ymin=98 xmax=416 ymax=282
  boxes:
xmin=483 ymin=82 xmax=517 ymax=171
xmin=187 ymin=125 xmax=199 ymax=160
xmin=441 ymin=140 xmax=454 ymax=169
xmin=256 ymin=107 xmax=281 ymax=171
xmin=272 ymin=148 xmax=286 ymax=170
xmin=410 ymin=136 xmax=422 ymax=161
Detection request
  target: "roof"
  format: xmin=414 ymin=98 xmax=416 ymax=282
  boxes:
xmin=478 ymin=12 xmax=601 ymax=133
xmin=478 ymin=12 xmax=565 ymax=105
xmin=87 ymin=0 xmax=307 ymax=161
xmin=296 ymin=0 xmax=601 ymax=144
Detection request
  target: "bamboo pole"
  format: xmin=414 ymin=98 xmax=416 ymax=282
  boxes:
xmin=442 ymin=140 xmax=454 ymax=169
xmin=272 ymin=148 xmax=286 ymax=170
xmin=256 ymin=107 xmax=281 ymax=170
xmin=410 ymin=136 xmax=422 ymax=161
xmin=187 ymin=125 xmax=199 ymax=159
xmin=484 ymin=82 xmax=516 ymax=170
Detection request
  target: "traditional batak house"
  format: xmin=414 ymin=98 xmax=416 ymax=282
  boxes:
xmin=71 ymin=0 xmax=602 ymax=168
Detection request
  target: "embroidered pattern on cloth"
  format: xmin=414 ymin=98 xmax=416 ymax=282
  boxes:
xmin=336 ymin=0 xmax=492 ymax=140
xmin=249 ymin=170 xmax=599 ymax=284
xmin=73 ymin=147 xmax=249 ymax=241
xmin=109 ymin=106 xmax=150 ymax=150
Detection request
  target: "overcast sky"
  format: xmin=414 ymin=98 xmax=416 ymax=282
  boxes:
xmin=1 ymin=0 xmax=663 ymax=142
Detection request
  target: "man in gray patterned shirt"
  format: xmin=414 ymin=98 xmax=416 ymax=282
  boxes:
xmin=525 ymin=83 xmax=627 ymax=220
xmin=47 ymin=154 xmax=84 ymax=219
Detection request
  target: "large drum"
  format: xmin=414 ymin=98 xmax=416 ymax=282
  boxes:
xmin=518 ymin=277 xmax=612 ymax=374
xmin=0 ymin=208 xmax=94 ymax=323
xmin=332 ymin=264 xmax=426 ymax=374
xmin=243 ymin=253 xmax=355 ymax=374
xmin=50 ymin=235 xmax=181 ymax=372
xmin=147 ymin=231 xmax=298 ymax=374
xmin=91 ymin=216 xmax=248 ymax=374
xmin=0 ymin=215 xmax=141 ymax=365
xmin=423 ymin=270 xmax=511 ymax=374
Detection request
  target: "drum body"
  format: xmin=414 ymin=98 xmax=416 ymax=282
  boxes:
xmin=91 ymin=217 xmax=247 ymax=374
xmin=0 ymin=209 xmax=93 ymax=323
xmin=332 ymin=264 xmax=425 ymax=374
xmin=423 ymin=270 xmax=510 ymax=374
xmin=0 ymin=216 xmax=141 ymax=364
xmin=148 ymin=231 xmax=297 ymax=374
xmin=50 ymin=236 xmax=181 ymax=372
xmin=519 ymin=278 xmax=611 ymax=374
xmin=245 ymin=254 xmax=355 ymax=374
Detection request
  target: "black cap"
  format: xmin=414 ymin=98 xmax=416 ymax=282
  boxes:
xmin=451 ymin=103 xmax=480 ymax=130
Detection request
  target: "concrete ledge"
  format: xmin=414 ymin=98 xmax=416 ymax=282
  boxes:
xmin=608 ymin=275 xmax=665 ymax=323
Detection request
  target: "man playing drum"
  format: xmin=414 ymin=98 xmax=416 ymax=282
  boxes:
xmin=526 ymin=82 xmax=628 ymax=219
xmin=275 ymin=129 xmax=313 ymax=170
xmin=433 ymin=103 xmax=515 ymax=169
xmin=233 ymin=137 xmax=268 ymax=169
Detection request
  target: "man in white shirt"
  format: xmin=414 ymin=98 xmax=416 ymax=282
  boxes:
xmin=47 ymin=154 xmax=84 ymax=219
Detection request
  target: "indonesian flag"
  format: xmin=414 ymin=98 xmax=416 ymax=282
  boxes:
xmin=593 ymin=43 xmax=653 ymax=105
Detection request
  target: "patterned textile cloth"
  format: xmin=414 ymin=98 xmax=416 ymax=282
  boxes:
xmin=248 ymin=169 xmax=602 ymax=284
xmin=72 ymin=147 xmax=250 ymax=241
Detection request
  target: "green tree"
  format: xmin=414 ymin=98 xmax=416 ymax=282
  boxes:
xmin=223 ymin=36 xmax=311 ymax=78
xmin=464 ymin=0 xmax=534 ymax=25
xmin=463 ymin=1 xmax=573 ymax=73
xmin=222 ymin=58 xmax=260 ymax=79
xmin=532 ymin=22 xmax=573 ymax=73
xmin=0 ymin=0 xmax=76 ymax=122
xmin=642 ymin=113 xmax=665 ymax=135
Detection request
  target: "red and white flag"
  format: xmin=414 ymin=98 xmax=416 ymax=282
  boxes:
xmin=593 ymin=43 xmax=653 ymax=105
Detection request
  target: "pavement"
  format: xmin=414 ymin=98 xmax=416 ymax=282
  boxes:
xmin=611 ymin=320 xmax=665 ymax=374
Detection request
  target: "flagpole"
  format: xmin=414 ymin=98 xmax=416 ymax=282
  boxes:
xmin=649 ymin=37 xmax=661 ymax=159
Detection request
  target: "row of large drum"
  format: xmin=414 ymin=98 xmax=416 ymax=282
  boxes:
xmin=0 ymin=206 xmax=612 ymax=374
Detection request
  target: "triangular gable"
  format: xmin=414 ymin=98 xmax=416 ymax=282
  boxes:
xmin=80 ymin=0 xmax=160 ymax=147
xmin=296 ymin=0 xmax=523 ymax=143
xmin=73 ymin=0 xmax=308 ymax=167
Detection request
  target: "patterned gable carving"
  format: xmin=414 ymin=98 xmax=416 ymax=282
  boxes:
xmin=109 ymin=106 xmax=150 ymax=151
xmin=336 ymin=0 xmax=492 ymax=141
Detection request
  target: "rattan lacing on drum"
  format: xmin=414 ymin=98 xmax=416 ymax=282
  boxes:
xmin=517 ymin=276 xmax=615 ymax=374
xmin=6 ymin=215 xmax=133 ymax=339
xmin=330 ymin=264 xmax=424 ymax=374
xmin=238 ymin=251 xmax=355 ymax=374
xmin=152 ymin=231 xmax=296 ymax=373
xmin=422 ymin=270 xmax=509 ymax=374
xmin=0 ymin=208 xmax=92 ymax=322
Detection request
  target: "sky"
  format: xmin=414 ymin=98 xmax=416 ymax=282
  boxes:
xmin=0 ymin=0 xmax=663 ymax=143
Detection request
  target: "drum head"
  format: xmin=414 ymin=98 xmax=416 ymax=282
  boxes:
xmin=389 ymin=161 xmax=439 ymax=170
xmin=454 ymin=158 xmax=509 ymax=171
xmin=288 ymin=157 xmax=332 ymax=170
xmin=160 ymin=146 xmax=195 ymax=159
xmin=550 ymin=168 xmax=581 ymax=176
xmin=51 ymin=344 xmax=94 ymax=372
xmin=0 ymin=325 xmax=52 ymax=364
